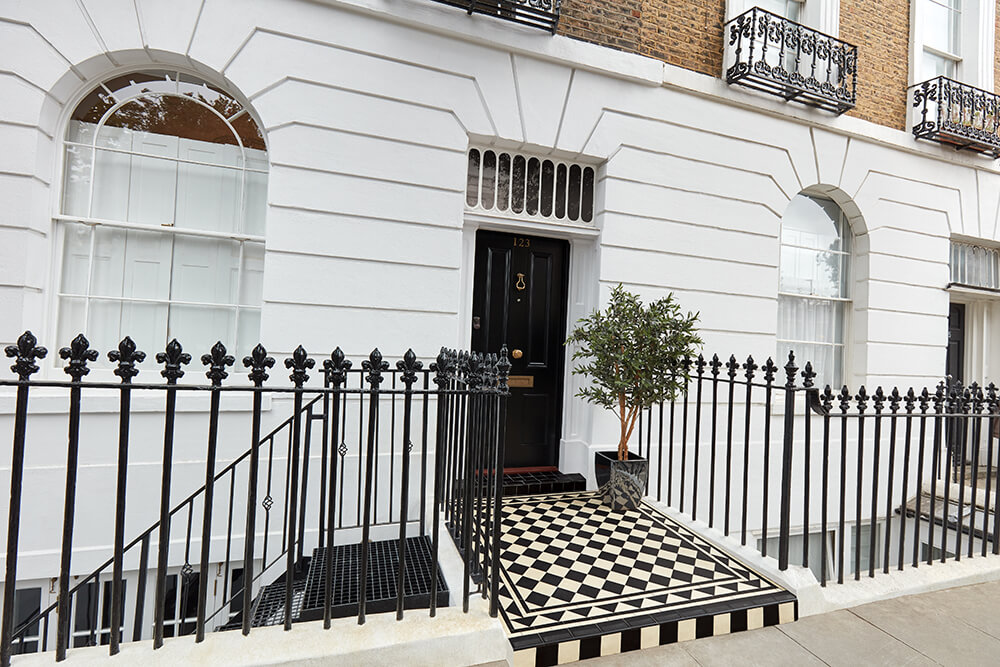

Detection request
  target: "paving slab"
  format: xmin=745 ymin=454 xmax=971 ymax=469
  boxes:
xmin=850 ymin=592 xmax=1000 ymax=667
xmin=911 ymin=580 xmax=1000 ymax=642
xmin=681 ymin=626 xmax=826 ymax=667
xmin=777 ymin=609 xmax=936 ymax=667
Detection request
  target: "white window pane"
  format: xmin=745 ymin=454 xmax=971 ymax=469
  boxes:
xmin=921 ymin=0 xmax=961 ymax=56
xmin=777 ymin=296 xmax=845 ymax=344
xmin=923 ymin=51 xmax=957 ymax=79
xmin=119 ymin=301 xmax=168 ymax=357
xmin=86 ymin=299 xmax=123 ymax=354
xmin=244 ymin=150 xmax=268 ymax=237
xmin=240 ymin=243 xmax=265 ymax=305
xmin=91 ymin=146 xmax=132 ymax=223
xmin=58 ymin=297 xmax=87 ymax=346
xmin=779 ymin=246 xmax=846 ymax=297
xmin=175 ymin=144 xmax=241 ymax=234
xmin=89 ymin=226 xmax=126 ymax=297
xmin=62 ymin=145 xmax=93 ymax=217
xmin=168 ymin=305 xmax=235 ymax=356
xmin=170 ymin=237 xmax=240 ymax=304
xmin=237 ymin=309 xmax=261 ymax=358
xmin=60 ymin=223 xmax=93 ymax=294
xmin=125 ymin=131 xmax=180 ymax=226
xmin=781 ymin=196 xmax=846 ymax=251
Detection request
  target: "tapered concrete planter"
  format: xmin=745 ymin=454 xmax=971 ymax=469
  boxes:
xmin=594 ymin=450 xmax=648 ymax=511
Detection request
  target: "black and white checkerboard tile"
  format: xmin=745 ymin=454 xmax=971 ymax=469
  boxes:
xmin=495 ymin=492 xmax=797 ymax=666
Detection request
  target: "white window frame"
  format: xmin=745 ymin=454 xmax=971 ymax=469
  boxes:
xmin=776 ymin=194 xmax=853 ymax=391
xmin=909 ymin=0 xmax=996 ymax=89
xmin=725 ymin=0 xmax=840 ymax=36
xmin=52 ymin=70 xmax=267 ymax=373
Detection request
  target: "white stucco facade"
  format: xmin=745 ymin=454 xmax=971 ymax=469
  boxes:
xmin=3 ymin=0 xmax=1000 ymax=648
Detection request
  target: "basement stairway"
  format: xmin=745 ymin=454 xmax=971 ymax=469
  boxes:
xmin=224 ymin=535 xmax=450 ymax=629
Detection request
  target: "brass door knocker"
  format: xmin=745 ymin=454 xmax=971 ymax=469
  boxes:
xmin=515 ymin=273 xmax=526 ymax=291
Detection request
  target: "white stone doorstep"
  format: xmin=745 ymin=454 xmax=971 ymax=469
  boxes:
xmin=11 ymin=599 xmax=512 ymax=667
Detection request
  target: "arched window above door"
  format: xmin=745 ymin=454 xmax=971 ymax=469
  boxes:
xmin=58 ymin=70 xmax=268 ymax=361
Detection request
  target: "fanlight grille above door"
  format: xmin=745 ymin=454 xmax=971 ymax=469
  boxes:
xmin=465 ymin=148 xmax=596 ymax=223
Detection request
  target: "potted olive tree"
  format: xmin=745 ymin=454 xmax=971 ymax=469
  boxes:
xmin=567 ymin=285 xmax=701 ymax=511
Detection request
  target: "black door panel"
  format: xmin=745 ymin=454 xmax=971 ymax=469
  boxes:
xmin=471 ymin=230 xmax=568 ymax=468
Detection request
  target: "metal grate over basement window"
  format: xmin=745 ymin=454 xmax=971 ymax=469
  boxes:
xmin=465 ymin=149 xmax=595 ymax=223
xmin=951 ymin=241 xmax=1000 ymax=290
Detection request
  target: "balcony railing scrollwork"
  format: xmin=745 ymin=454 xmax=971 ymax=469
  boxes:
xmin=912 ymin=77 xmax=1000 ymax=158
xmin=725 ymin=7 xmax=857 ymax=114
xmin=430 ymin=0 xmax=559 ymax=33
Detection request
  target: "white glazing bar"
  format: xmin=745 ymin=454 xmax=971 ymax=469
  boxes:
xmin=56 ymin=292 xmax=261 ymax=310
xmin=64 ymin=141 xmax=269 ymax=174
xmin=55 ymin=215 xmax=266 ymax=243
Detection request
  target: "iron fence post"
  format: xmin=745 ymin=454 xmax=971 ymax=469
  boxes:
xmin=1 ymin=332 xmax=46 ymax=667
xmin=778 ymin=352 xmax=798 ymax=571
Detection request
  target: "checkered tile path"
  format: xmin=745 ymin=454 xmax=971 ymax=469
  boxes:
xmin=496 ymin=491 xmax=796 ymax=663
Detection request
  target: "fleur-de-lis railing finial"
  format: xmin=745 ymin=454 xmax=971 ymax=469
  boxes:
xmin=744 ymin=355 xmax=758 ymax=381
xmin=396 ymin=349 xmax=423 ymax=388
xmin=709 ymin=353 xmax=722 ymax=378
xmin=284 ymin=345 xmax=315 ymax=388
xmin=762 ymin=357 xmax=777 ymax=384
xmin=5 ymin=330 xmax=47 ymax=380
xmin=431 ymin=347 xmax=453 ymax=387
xmin=108 ymin=336 xmax=145 ymax=383
xmin=156 ymin=339 xmax=191 ymax=384
xmin=466 ymin=352 xmax=483 ymax=390
xmin=201 ymin=341 xmax=234 ymax=386
xmin=243 ymin=343 xmax=275 ymax=387
xmin=60 ymin=334 xmax=99 ymax=382
xmin=323 ymin=347 xmax=352 ymax=387
xmin=801 ymin=361 xmax=816 ymax=389
xmin=363 ymin=348 xmax=389 ymax=388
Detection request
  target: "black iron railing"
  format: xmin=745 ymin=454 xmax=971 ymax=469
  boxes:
xmin=0 ymin=332 xmax=507 ymax=665
xmin=430 ymin=0 xmax=559 ymax=33
xmin=912 ymin=77 xmax=1000 ymax=157
xmin=636 ymin=352 xmax=1000 ymax=587
xmin=725 ymin=7 xmax=857 ymax=114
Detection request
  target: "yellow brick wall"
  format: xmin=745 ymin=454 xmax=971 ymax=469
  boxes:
xmin=838 ymin=0 xmax=911 ymax=130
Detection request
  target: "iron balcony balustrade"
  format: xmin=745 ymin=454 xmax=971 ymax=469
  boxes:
xmin=430 ymin=0 xmax=559 ymax=33
xmin=725 ymin=7 xmax=857 ymax=114
xmin=912 ymin=76 xmax=1000 ymax=158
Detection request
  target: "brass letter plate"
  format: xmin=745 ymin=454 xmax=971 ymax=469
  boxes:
xmin=507 ymin=375 xmax=534 ymax=388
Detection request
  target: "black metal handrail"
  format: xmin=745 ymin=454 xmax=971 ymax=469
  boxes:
xmin=1 ymin=332 xmax=508 ymax=665
xmin=725 ymin=7 xmax=857 ymax=114
xmin=637 ymin=351 xmax=1000 ymax=588
xmin=912 ymin=76 xmax=1000 ymax=157
xmin=429 ymin=0 xmax=559 ymax=33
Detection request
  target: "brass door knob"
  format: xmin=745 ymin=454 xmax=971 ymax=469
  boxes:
xmin=511 ymin=349 xmax=523 ymax=359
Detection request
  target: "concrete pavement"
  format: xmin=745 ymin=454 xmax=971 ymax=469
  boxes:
xmin=579 ymin=580 xmax=1000 ymax=667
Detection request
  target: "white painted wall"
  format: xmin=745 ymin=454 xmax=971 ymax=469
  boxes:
xmin=3 ymin=0 xmax=1000 ymax=647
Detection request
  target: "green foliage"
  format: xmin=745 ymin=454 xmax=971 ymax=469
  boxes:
xmin=566 ymin=285 xmax=702 ymax=460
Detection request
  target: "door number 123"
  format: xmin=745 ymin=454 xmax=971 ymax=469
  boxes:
xmin=513 ymin=237 xmax=531 ymax=248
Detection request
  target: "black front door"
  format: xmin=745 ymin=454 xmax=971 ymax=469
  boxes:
xmin=471 ymin=230 xmax=569 ymax=468
xmin=947 ymin=302 xmax=965 ymax=386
